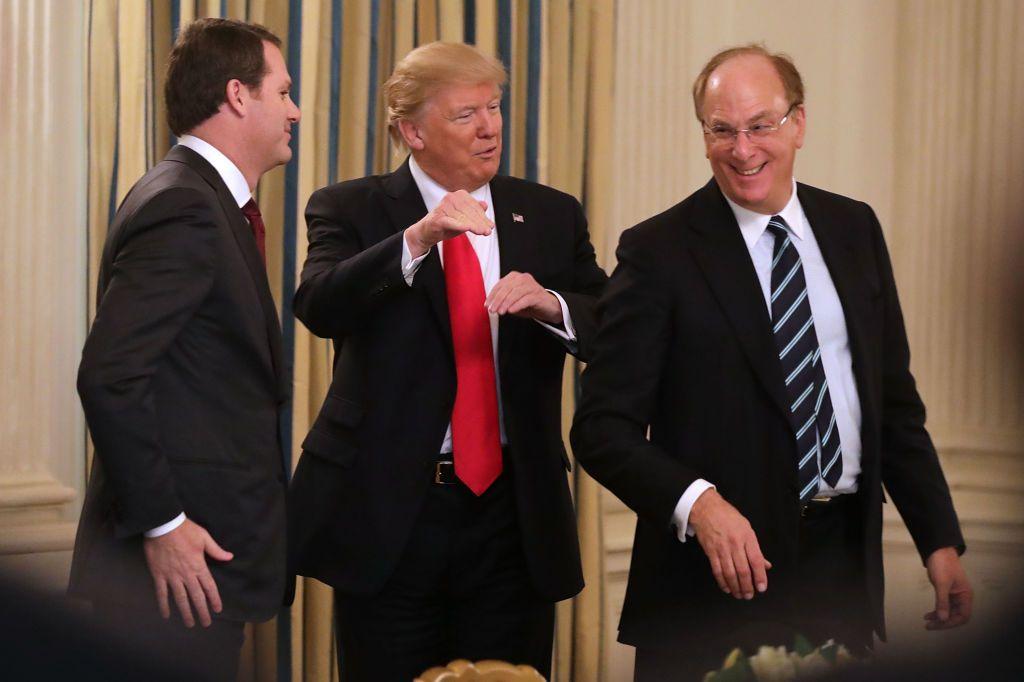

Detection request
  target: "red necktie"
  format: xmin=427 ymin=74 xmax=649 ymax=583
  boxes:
xmin=241 ymin=198 xmax=266 ymax=264
xmin=443 ymin=233 xmax=503 ymax=495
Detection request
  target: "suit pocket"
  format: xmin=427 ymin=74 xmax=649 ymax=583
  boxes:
xmin=301 ymin=394 xmax=363 ymax=467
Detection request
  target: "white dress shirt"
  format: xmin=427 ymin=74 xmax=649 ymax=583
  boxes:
xmin=672 ymin=180 xmax=863 ymax=542
xmin=145 ymin=134 xmax=253 ymax=539
xmin=400 ymin=156 xmax=577 ymax=454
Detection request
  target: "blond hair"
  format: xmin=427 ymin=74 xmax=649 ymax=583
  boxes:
xmin=383 ymin=41 xmax=507 ymax=147
xmin=691 ymin=44 xmax=804 ymax=122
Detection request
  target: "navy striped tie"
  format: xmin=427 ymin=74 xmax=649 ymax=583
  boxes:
xmin=767 ymin=216 xmax=842 ymax=503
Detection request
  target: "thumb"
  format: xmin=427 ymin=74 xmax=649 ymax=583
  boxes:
xmin=203 ymin=533 xmax=234 ymax=562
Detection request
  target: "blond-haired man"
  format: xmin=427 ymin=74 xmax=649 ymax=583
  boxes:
xmin=288 ymin=42 xmax=606 ymax=681
xmin=572 ymin=45 xmax=971 ymax=679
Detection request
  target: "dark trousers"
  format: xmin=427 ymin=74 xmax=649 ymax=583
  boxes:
xmin=636 ymin=495 xmax=873 ymax=681
xmin=92 ymin=600 xmax=246 ymax=682
xmin=334 ymin=474 xmax=555 ymax=682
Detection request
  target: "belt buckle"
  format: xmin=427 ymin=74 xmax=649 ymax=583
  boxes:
xmin=434 ymin=460 xmax=455 ymax=485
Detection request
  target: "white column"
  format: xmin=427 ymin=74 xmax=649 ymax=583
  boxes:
xmin=0 ymin=0 xmax=88 ymax=587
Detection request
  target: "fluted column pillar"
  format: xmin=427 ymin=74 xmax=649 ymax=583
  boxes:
xmin=0 ymin=0 xmax=88 ymax=585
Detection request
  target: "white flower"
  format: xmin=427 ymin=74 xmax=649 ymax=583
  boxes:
xmin=748 ymin=645 xmax=797 ymax=680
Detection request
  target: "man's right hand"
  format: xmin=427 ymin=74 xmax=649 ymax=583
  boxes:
xmin=143 ymin=518 xmax=233 ymax=628
xmin=689 ymin=489 xmax=771 ymax=600
xmin=405 ymin=190 xmax=494 ymax=258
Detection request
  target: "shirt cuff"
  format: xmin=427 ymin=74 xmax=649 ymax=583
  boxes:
xmin=534 ymin=290 xmax=576 ymax=341
xmin=672 ymin=480 xmax=715 ymax=543
xmin=401 ymin=229 xmax=431 ymax=285
xmin=144 ymin=512 xmax=186 ymax=538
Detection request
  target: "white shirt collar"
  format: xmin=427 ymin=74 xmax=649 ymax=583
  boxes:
xmin=408 ymin=155 xmax=491 ymax=211
xmin=177 ymin=134 xmax=252 ymax=208
xmin=725 ymin=178 xmax=805 ymax=250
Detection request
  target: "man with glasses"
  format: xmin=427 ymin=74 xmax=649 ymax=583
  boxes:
xmin=571 ymin=44 xmax=972 ymax=678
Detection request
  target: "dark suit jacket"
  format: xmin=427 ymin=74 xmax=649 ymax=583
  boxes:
xmin=288 ymin=159 xmax=607 ymax=602
xmin=571 ymin=179 xmax=964 ymax=648
xmin=69 ymin=145 xmax=291 ymax=622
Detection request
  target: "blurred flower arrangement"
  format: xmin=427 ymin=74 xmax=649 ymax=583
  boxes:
xmin=702 ymin=636 xmax=857 ymax=681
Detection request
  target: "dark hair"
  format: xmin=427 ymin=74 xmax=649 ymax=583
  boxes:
xmin=692 ymin=44 xmax=804 ymax=122
xmin=165 ymin=18 xmax=282 ymax=136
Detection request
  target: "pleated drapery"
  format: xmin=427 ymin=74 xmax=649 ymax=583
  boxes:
xmin=85 ymin=1 xmax=614 ymax=680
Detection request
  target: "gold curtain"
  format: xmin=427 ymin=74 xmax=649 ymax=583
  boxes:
xmin=85 ymin=1 xmax=614 ymax=679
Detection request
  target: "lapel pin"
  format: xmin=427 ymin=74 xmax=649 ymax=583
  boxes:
xmin=512 ymin=213 xmax=524 ymax=223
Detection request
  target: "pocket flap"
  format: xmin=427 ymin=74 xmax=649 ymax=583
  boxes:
xmin=301 ymin=427 xmax=356 ymax=468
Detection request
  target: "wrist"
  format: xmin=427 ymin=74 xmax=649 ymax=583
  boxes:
xmin=405 ymin=223 xmax=433 ymax=259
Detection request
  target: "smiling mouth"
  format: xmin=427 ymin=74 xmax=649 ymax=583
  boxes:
xmin=736 ymin=162 xmax=766 ymax=176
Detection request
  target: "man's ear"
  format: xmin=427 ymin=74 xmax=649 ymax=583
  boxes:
xmin=397 ymin=118 xmax=425 ymax=151
xmin=223 ymin=79 xmax=246 ymax=117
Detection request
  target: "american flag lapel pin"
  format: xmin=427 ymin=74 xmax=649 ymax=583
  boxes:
xmin=512 ymin=212 xmax=524 ymax=223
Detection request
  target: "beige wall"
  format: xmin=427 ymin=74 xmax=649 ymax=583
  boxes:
xmin=601 ymin=0 xmax=1024 ymax=679
xmin=0 ymin=0 xmax=87 ymax=588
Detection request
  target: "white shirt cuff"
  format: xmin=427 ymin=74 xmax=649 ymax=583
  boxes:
xmin=672 ymin=480 xmax=715 ymax=543
xmin=534 ymin=290 xmax=576 ymax=341
xmin=401 ymin=229 xmax=431 ymax=285
xmin=144 ymin=512 xmax=186 ymax=538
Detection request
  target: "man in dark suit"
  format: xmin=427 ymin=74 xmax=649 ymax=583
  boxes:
xmin=70 ymin=18 xmax=300 ymax=680
xmin=571 ymin=45 xmax=973 ymax=679
xmin=288 ymin=41 xmax=606 ymax=681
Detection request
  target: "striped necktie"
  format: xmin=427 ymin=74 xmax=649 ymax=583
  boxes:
xmin=767 ymin=216 xmax=842 ymax=503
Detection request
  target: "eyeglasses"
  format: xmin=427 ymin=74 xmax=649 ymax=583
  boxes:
xmin=702 ymin=105 xmax=797 ymax=145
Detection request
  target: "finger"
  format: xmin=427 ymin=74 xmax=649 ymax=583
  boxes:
xmin=154 ymin=578 xmax=171 ymax=620
xmin=506 ymin=291 xmax=543 ymax=315
xmin=719 ymin=551 xmax=741 ymax=598
xmin=495 ymin=284 xmax=531 ymax=314
xmin=171 ymin=580 xmax=196 ymax=628
xmin=486 ymin=278 xmax=523 ymax=313
xmin=745 ymin=542 xmax=769 ymax=594
xmin=186 ymin=575 xmax=213 ymax=628
xmin=731 ymin=546 xmax=755 ymax=599
xmin=198 ymin=570 xmax=224 ymax=615
xmin=933 ymin=584 xmax=951 ymax=623
xmin=706 ymin=551 xmax=729 ymax=594
xmin=477 ymin=200 xmax=489 ymax=212
xmin=203 ymin=533 xmax=234 ymax=563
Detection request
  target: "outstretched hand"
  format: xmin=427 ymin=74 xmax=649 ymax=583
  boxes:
xmin=405 ymin=190 xmax=493 ymax=258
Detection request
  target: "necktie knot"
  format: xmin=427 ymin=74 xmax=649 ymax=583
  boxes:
xmin=766 ymin=215 xmax=789 ymax=240
xmin=242 ymin=198 xmax=262 ymax=222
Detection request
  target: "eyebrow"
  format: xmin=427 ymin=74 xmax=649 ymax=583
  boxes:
xmin=708 ymin=109 xmax=776 ymax=126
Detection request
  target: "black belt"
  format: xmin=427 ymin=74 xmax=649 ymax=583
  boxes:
xmin=433 ymin=449 xmax=508 ymax=485
xmin=433 ymin=459 xmax=456 ymax=485
xmin=801 ymin=492 xmax=858 ymax=518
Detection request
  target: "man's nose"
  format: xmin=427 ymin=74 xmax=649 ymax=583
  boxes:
xmin=478 ymin=111 xmax=500 ymax=137
xmin=730 ymin=131 xmax=754 ymax=158
xmin=289 ymin=98 xmax=301 ymax=122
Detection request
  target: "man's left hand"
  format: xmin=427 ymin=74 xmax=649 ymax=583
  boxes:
xmin=924 ymin=546 xmax=972 ymax=630
xmin=485 ymin=271 xmax=562 ymax=324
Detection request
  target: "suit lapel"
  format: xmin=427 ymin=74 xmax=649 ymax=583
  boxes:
xmin=167 ymin=146 xmax=285 ymax=395
xmin=383 ymin=160 xmax=453 ymax=353
xmin=798 ymin=183 xmax=878 ymax=454
xmin=688 ymin=180 xmax=794 ymax=426
xmin=490 ymin=176 xmax=534 ymax=371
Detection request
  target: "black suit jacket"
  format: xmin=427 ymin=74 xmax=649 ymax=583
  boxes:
xmin=288 ymin=160 xmax=607 ymax=601
xmin=69 ymin=146 xmax=291 ymax=622
xmin=571 ymin=179 xmax=964 ymax=648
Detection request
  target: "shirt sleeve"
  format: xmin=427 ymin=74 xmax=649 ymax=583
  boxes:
xmin=671 ymin=480 xmax=716 ymax=542
xmin=534 ymin=290 xmax=576 ymax=341
xmin=401 ymin=228 xmax=431 ymax=286
xmin=144 ymin=512 xmax=186 ymax=538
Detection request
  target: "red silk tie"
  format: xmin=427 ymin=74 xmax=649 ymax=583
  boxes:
xmin=443 ymin=233 xmax=503 ymax=495
xmin=241 ymin=198 xmax=266 ymax=264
